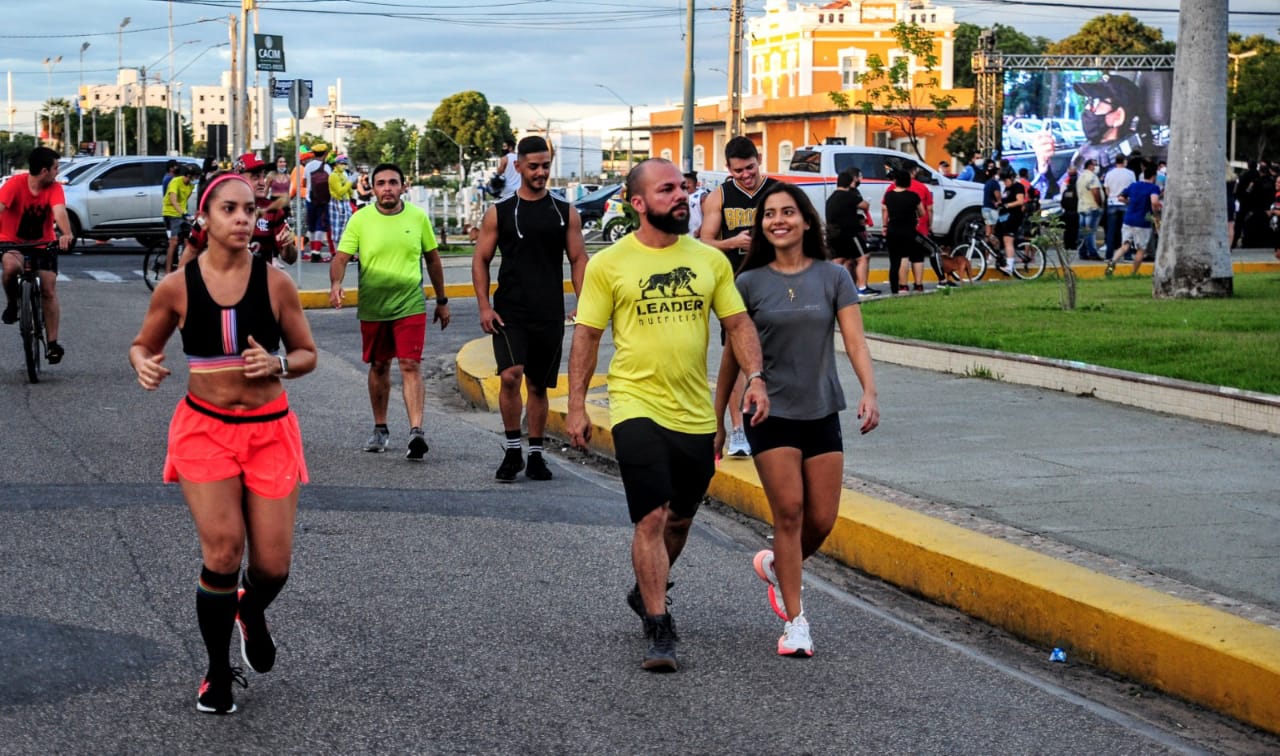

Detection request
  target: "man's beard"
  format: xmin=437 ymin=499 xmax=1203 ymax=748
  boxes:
xmin=646 ymin=205 xmax=690 ymax=235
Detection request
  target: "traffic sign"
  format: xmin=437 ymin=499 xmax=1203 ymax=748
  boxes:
xmin=273 ymin=78 xmax=312 ymax=100
xmin=288 ymin=79 xmax=311 ymax=120
xmin=327 ymin=114 xmax=362 ymax=129
xmin=254 ymin=34 xmax=286 ymax=73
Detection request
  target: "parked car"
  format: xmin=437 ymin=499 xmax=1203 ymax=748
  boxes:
xmin=599 ymin=189 xmax=635 ymax=242
xmin=60 ymin=156 xmax=202 ymax=247
xmin=1043 ymin=118 xmax=1086 ymax=147
xmin=573 ymin=182 xmax=623 ymax=230
xmin=1003 ymin=118 xmax=1044 ymax=152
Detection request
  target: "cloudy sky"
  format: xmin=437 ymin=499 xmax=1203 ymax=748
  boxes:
xmin=2 ymin=0 xmax=1276 ymax=140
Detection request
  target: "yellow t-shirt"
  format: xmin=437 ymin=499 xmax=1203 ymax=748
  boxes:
xmin=576 ymin=233 xmax=746 ymax=434
xmin=163 ymin=177 xmax=193 ymax=218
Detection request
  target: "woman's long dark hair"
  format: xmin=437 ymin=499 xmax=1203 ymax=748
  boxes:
xmin=739 ymin=182 xmax=829 ymax=273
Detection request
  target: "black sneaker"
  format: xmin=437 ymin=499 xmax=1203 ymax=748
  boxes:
xmin=406 ymin=429 xmax=429 ymax=461
xmin=495 ymin=448 xmax=524 ymax=482
xmin=45 ymin=341 xmax=64 ymax=365
xmin=642 ymin=614 xmax=679 ymax=672
xmin=1 ymin=302 xmax=15 ymax=325
xmin=525 ymin=453 xmax=552 ymax=481
xmin=236 ymin=589 xmax=276 ymax=674
xmin=626 ymin=581 xmax=674 ymax=618
xmin=196 ymin=667 xmax=248 ymax=715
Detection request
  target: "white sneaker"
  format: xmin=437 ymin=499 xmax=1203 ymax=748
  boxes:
xmin=777 ymin=613 xmax=813 ymax=657
xmin=727 ymin=426 xmax=752 ymax=457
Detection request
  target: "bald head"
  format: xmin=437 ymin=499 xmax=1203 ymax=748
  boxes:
xmin=625 ymin=158 xmax=678 ymax=201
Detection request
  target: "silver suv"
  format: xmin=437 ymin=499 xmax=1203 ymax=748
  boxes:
xmin=61 ymin=156 xmax=202 ymax=247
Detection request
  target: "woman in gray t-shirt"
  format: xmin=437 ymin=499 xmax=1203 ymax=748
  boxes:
xmin=713 ymin=182 xmax=880 ymax=658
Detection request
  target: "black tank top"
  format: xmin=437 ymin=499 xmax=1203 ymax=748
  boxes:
xmin=717 ymin=176 xmax=778 ymax=271
xmin=181 ymin=256 xmax=281 ymax=373
xmin=493 ymin=193 xmax=571 ymax=322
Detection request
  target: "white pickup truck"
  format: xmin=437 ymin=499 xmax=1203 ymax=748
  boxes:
xmin=779 ymin=144 xmax=987 ymax=246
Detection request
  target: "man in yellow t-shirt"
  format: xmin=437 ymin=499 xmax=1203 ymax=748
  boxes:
xmin=567 ymin=158 xmax=769 ymax=673
xmin=162 ymin=166 xmax=195 ymax=274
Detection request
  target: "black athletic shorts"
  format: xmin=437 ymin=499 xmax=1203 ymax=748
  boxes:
xmin=829 ymin=232 xmax=867 ymax=261
xmin=492 ymin=320 xmax=564 ymax=389
xmin=612 ymin=417 xmax=716 ymax=524
xmin=742 ymin=412 xmax=843 ymax=459
xmin=2 ymin=244 xmax=58 ymax=274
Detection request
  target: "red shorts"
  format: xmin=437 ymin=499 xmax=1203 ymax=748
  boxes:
xmin=360 ymin=312 xmax=426 ymax=364
xmin=164 ymin=392 xmax=309 ymax=499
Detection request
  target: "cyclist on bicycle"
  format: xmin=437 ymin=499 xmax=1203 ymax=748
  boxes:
xmin=163 ymin=164 xmax=198 ymax=275
xmin=0 ymin=146 xmax=73 ymax=363
xmin=996 ymin=168 xmax=1028 ymax=276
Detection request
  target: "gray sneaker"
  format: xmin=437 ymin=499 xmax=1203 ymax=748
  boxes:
xmin=727 ymin=426 xmax=752 ymax=457
xmin=363 ymin=427 xmax=390 ymax=453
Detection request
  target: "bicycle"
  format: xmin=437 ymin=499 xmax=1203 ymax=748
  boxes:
xmin=143 ymin=218 xmax=191 ymax=291
xmin=4 ymin=241 xmax=58 ymax=383
xmin=951 ymin=220 xmax=1045 ymax=281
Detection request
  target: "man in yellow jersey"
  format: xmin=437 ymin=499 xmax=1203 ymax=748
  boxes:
xmin=162 ymin=164 xmax=196 ymax=274
xmin=699 ymin=136 xmax=778 ymax=458
xmin=567 ymin=158 xmax=769 ymax=673
xmin=329 ymin=163 xmax=450 ymax=461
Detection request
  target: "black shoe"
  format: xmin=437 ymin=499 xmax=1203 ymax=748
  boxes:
xmin=405 ymin=430 xmax=429 ymax=461
xmin=236 ymin=589 xmax=276 ymax=674
xmin=45 ymin=341 xmax=64 ymax=365
xmin=642 ymin=614 xmax=679 ymax=672
xmin=626 ymin=581 xmax=674 ymax=619
xmin=196 ymin=667 xmax=248 ymax=715
xmin=495 ymin=448 xmax=524 ymax=482
xmin=0 ymin=302 xmax=15 ymax=325
xmin=525 ymin=452 xmax=552 ymax=481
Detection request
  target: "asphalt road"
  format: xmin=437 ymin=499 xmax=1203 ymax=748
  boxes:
xmin=0 ymin=261 xmax=1267 ymax=754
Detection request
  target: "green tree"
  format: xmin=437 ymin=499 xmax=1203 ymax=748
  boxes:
xmin=1048 ymin=14 xmax=1175 ymax=55
xmin=944 ymin=125 xmax=978 ymax=160
xmin=828 ymin=21 xmax=956 ymax=162
xmin=425 ymin=91 xmax=514 ymax=182
xmin=345 ymin=120 xmax=382 ymax=168
xmin=952 ymin=23 xmax=1049 ymax=88
xmin=0 ymin=132 xmax=39 ymax=175
xmin=39 ymin=98 xmax=74 ymax=149
xmin=1228 ymin=34 xmax=1280 ymax=161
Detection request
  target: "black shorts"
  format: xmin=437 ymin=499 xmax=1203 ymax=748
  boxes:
xmin=742 ymin=412 xmax=843 ymax=459
xmin=492 ymin=320 xmax=564 ymax=389
xmin=2 ymin=245 xmax=58 ymax=274
xmin=613 ymin=417 xmax=715 ymax=524
xmin=886 ymin=230 xmax=925 ymax=263
xmin=829 ymin=232 xmax=867 ymax=261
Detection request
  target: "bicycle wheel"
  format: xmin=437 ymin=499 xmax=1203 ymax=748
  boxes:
xmin=142 ymin=248 xmax=164 ymax=291
xmin=955 ymin=243 xmax=988 ymax=281
xmin=1013 ymin=241 xmax=1046 ymax=280
xmin=19 ymin=280 xmax=41 ymax=383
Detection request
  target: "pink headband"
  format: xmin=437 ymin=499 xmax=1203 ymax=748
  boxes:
xmin=198 ymin=173 xmax=254 ymax=213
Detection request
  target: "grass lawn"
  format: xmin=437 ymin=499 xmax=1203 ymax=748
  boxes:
xmin=860 ymin=273 xmax=1280 ymax=395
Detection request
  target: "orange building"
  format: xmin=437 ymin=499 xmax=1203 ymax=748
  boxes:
xmin=649 ymin=0 xmax=975 ymax=173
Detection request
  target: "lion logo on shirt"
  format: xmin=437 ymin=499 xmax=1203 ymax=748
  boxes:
xmin=638 ymin=267 xmax=698 ymax=299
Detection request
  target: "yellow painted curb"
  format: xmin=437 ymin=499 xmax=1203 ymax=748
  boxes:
xmin=454 ymin=336 xmax=605 ymax=412
xmin=530 ymin=388 xmax=1280 ymax=736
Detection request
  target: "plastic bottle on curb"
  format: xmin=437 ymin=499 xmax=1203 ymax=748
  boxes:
xmin=1049 ymin=648 xmax=1067 ymax=663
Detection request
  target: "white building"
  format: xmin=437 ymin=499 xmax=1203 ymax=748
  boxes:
xmin=81 ymin=69 xmax=172 ymax=113
xmin=190 ymin=72 xmax=271 ymax=150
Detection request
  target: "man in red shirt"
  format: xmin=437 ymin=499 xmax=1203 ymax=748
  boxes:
xmin=0 ymin=147 xmax=73 ymax=363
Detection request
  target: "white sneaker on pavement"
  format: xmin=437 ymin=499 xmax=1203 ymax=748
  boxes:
xmin=727 ymin=426 xmax=752 ymax=457
xmin=777 ymin=613 xmax=814 ymax=657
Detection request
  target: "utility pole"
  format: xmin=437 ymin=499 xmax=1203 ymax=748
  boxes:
xmin=139 ymin=66 xmax=148 ymax=155
xmin=727 ymin=0 xmax=744 ymax=140
xmin=117 ymin=16 xmax=130 ymax=155
xmin=78 ymin=42 xmax=89 ymax=149
xmin=681 ymin=0 xmax=695 ymax=172
xmin=228 ymin=13 xmax=239 ymax=159
xmin=241 ymin=0 xmax=253 ymax=154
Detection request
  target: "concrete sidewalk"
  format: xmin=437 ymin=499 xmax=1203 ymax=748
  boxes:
xmin=447 ymin=262 xmax=1280 ymax=737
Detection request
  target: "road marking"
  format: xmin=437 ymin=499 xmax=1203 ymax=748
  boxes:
xmin=84 ymin=270 xmax=125 ymax=283
xmin=56 ymin=273 xmax=70 ymax=282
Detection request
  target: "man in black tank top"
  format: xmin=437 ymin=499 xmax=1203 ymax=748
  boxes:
xmin=698 ymin=136 xmax=775 ymax=458
xmin=472 ymin=135 xmax=588 ymax=483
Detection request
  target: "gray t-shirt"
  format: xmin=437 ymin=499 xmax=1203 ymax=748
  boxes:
xmin=735 ymin=260 xmax=860 ymax=420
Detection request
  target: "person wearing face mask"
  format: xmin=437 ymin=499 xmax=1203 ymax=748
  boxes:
xmin=1071 ymin=75 xmax=1150 ymax=175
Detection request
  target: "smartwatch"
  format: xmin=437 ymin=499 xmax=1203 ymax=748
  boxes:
xmin=436 ymin=296 xmax=449 ymax=306
xmin=277 ymin=355 xmax=289 ymax=376
xmin=745 ymin=371 xmax=764 ymax=387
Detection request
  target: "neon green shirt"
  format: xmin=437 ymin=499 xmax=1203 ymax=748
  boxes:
xmin=338 ymin=202 xmax=438 ymax=321
xmin=575 ymin=233 xmax=745 ymax=434
xmin=163 ymin=177 xmax=193 ymax=218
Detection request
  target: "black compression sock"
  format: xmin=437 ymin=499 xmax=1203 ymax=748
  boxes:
xmin=196 ymin=566 xmax=241 ymax=675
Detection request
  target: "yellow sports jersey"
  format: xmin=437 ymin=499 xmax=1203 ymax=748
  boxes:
xmin=576 ymin=233 xmax=746 ymax=434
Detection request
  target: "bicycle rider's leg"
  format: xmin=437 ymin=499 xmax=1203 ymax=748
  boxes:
xmin=39 ymin=269 xmax=59 ymax=343
xmin=1 ymin=251 xmax=19 ymax=319
xmin=166 ymin=226 xmax=181 ymax=272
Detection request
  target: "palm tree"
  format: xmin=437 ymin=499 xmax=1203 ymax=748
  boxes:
xmin=1153 ymin=0 xmax=1232 ymax=298
xmin=40 ymin=98 xmax=74 ymax=151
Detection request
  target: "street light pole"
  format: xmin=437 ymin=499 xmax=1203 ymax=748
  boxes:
xmin=1227 ymin=50 xmax=1257 ymax=164
xmin=117 ymin=16 xmax=130 ymax=155
xmin=42 ymin=56 xmax=62 ymax=149
xmin=595 ymin=83 xmax=637 ymax=171
xmin=78 ymin=42 xmax=89 ymax=149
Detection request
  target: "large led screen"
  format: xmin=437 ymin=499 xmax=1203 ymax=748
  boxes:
xmin=1000 ymin=69 xmax=1172 ymax=198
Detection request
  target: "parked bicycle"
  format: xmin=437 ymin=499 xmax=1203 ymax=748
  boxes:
xmin=951 ymin=219 xmax=1046 ymax=281
xmin=143 ymin=218 xmax=191 ymax=291
xmin=5 ymin=241 xmax=58 ymax=383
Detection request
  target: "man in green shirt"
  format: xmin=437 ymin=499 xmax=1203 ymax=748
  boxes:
xmin=162 ymin=165 xmax=196 ymax=273
xmin=329 ymin=163 xmax=451 ymax=460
